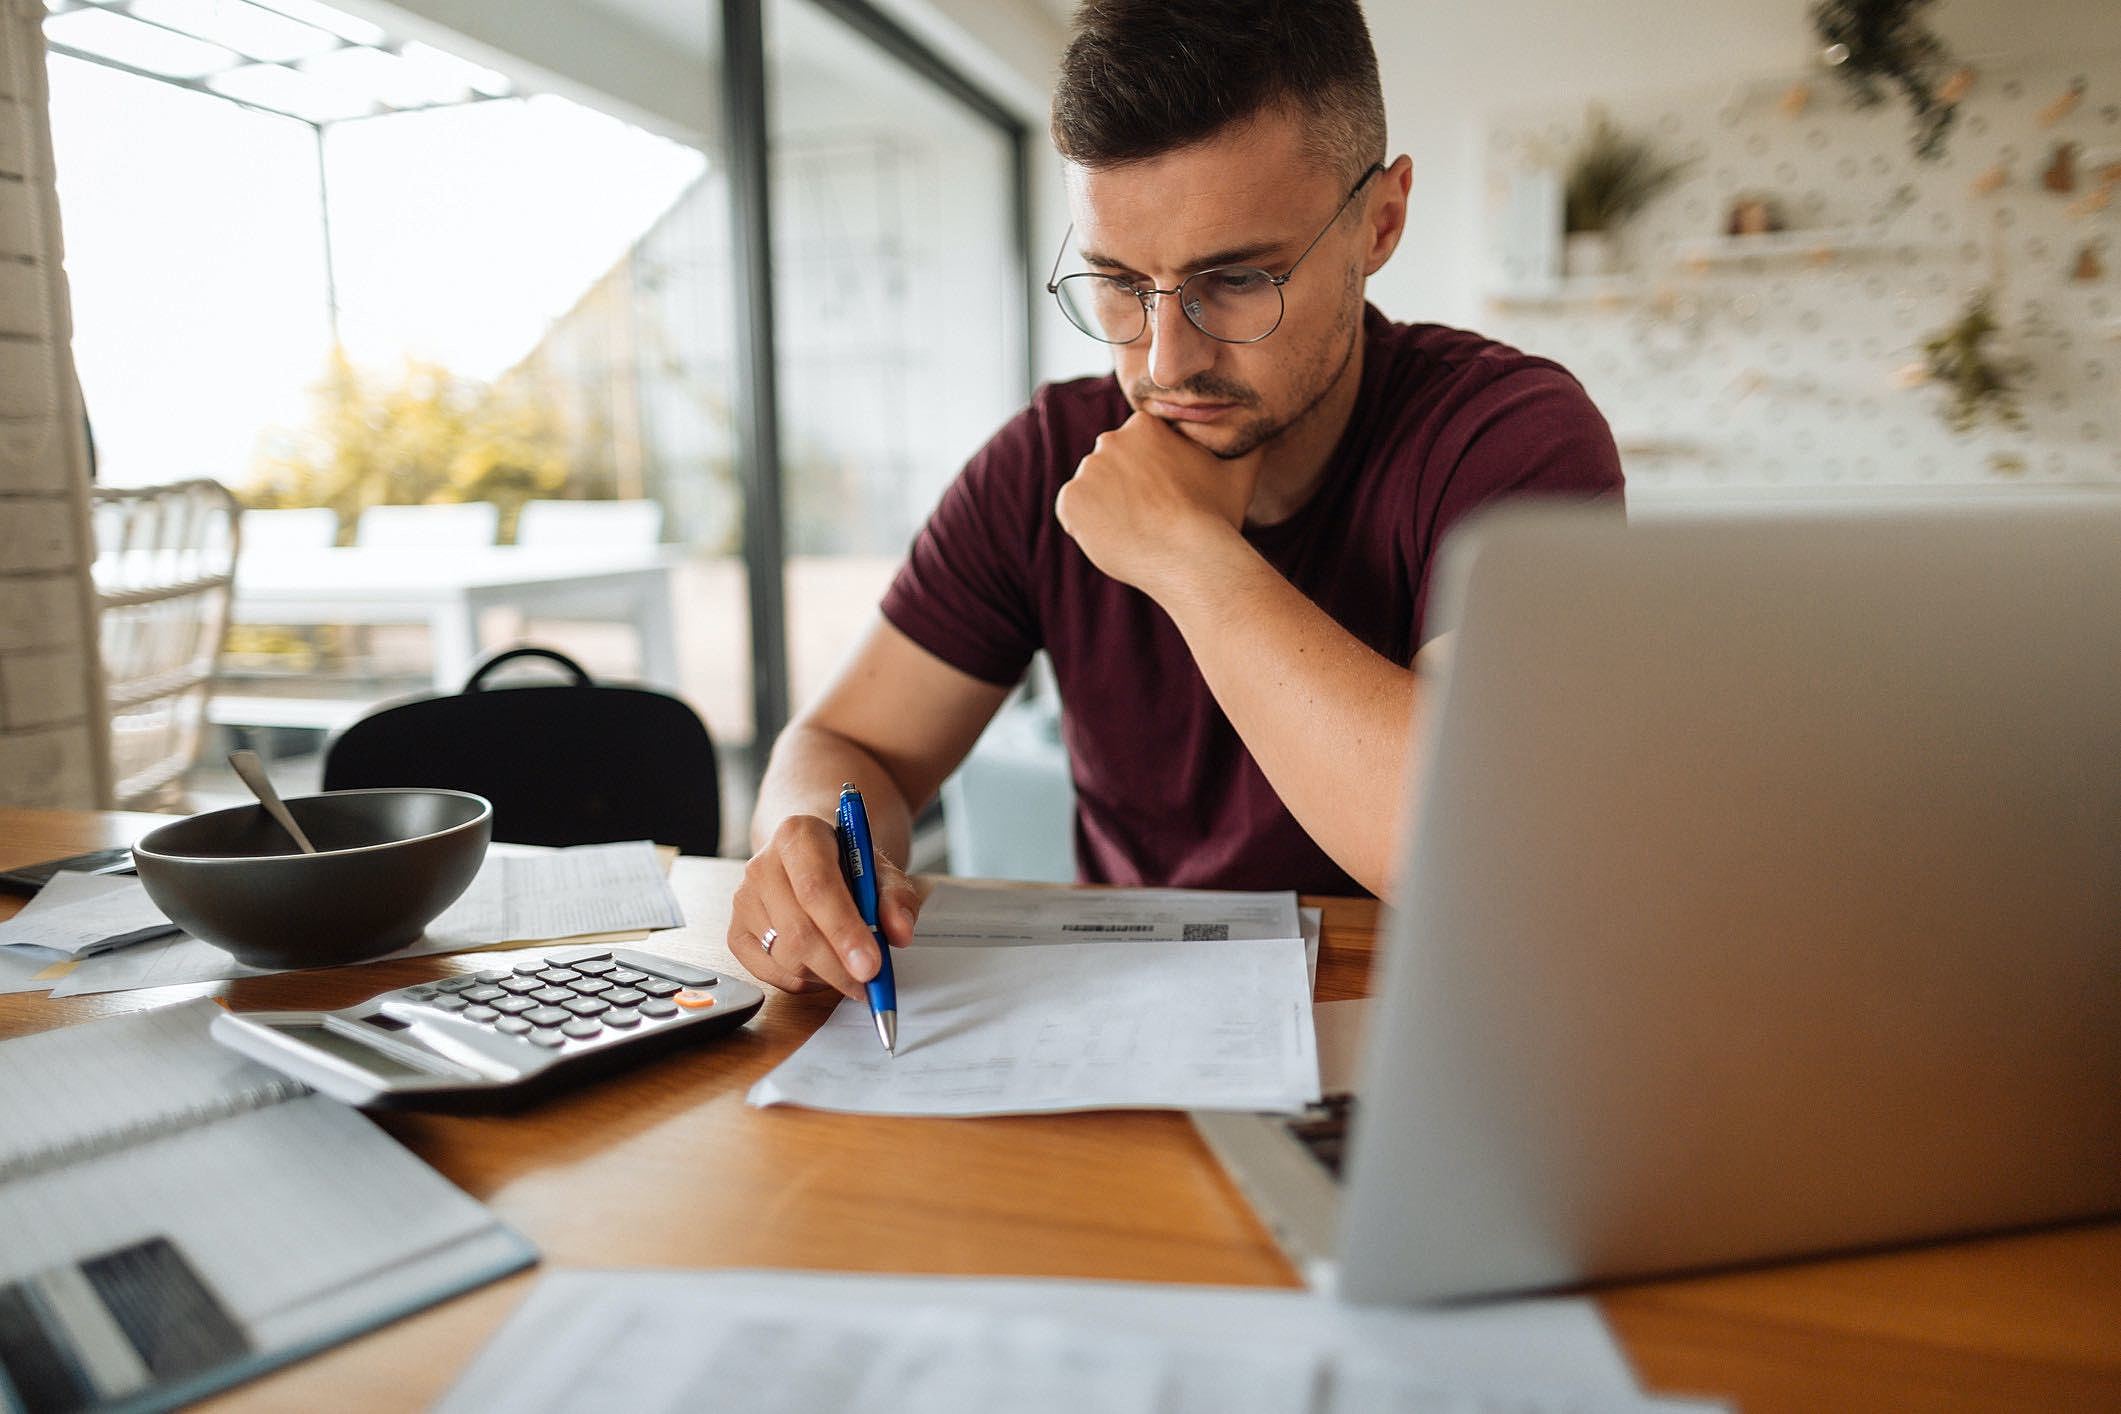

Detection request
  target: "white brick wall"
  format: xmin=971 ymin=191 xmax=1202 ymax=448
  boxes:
xmin=0 ymin=1 xmax=108 ymax=808
xmin=0 ymin=726 xmax=94 ymax=806
xmin=0 ymin=645 xmax=87 ymax=726
xmin=0 ymin=571 xmax=80 ymax=653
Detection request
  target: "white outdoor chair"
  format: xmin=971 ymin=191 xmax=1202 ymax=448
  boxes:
xmin=515 ymin=499 xmax=664 ymax=548
xmin=356 ymin=502 xmax=499 ymax=549
xmin=499 ymin=500 xmax=668 ymax=677
xmin=91 ymin=479 xmax=241 ymax=809
xmin=240 ymin=506 xmax=339 ymax=553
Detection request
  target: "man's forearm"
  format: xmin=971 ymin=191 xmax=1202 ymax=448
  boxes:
xmin=1155 ymin=537 xmax=1424 ymax=896
xmin=750 ymin=721 xmax=916 ymax=864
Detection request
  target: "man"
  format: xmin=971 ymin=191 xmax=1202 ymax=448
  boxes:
xmin=729 ymin=0 xmax=1622 ymax=999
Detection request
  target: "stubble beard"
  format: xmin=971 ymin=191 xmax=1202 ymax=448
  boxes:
xmin=1166 ymin=292 xmax=1364 ymax=462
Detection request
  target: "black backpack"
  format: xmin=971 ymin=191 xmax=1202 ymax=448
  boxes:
xmin=322 ymin=647 xmax=720 ymax=855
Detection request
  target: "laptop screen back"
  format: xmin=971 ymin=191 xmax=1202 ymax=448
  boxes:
xmin=1338 ymin=502 xmax=2121 ymax=1304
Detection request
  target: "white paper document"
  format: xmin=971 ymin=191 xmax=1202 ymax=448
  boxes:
xmin=0 ymin=944 xmax=70 ymax=996
xmin=749 ymin=937 xmax=1319 ymax=1116
xmin=0 ymin=871 xmax=179 ymax=958
xmin=438 ymin=1270 xmax=1721 ymax=1414
xmin=47 ymin=841 xmax=684 ymax=998
xmin=423 ymin=839 xmax=683 ymax=943
xmin=916 ymin=881 xmax=1300 ymax=945
xmin=917 ymin=884 xmax=1321 ymax=992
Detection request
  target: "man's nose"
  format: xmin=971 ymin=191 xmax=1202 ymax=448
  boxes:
xmin=1143 ymin=289 xmax=1216 ymax=391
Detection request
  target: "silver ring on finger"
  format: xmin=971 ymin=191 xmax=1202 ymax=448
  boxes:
xmin=758 ymin=926 xmax=779 ymax=955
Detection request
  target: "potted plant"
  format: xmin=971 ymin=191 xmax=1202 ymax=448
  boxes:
xmin=1811 ymin=0 xmax=1959 ymax=160
xmin=1916 ymin=291 xmax=2026 ymax=434
xmin=1562 ymin=110 xmax=1694 ymax=277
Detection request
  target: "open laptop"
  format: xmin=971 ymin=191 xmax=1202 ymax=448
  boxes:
xmin=1193 ymin=499 xmax=2121 ymax=1304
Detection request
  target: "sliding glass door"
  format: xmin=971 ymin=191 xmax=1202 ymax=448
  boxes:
xmin=763 ymin=0 xmax=1031 ymax=720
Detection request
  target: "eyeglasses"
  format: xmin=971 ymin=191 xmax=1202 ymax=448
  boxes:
xmin=1046 ymin=163 xmax=1383 ymax=346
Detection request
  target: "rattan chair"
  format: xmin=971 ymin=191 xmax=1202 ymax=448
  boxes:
xmin=91 ymin=479 xmax=241 ymax=809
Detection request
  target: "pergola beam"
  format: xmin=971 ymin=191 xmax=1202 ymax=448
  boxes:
xmin=324 ymin=0 xmax=719 ymax=151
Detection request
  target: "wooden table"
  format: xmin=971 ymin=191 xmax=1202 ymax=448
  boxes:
xmin=3 ymin=809 xmax=2116 ymax=1411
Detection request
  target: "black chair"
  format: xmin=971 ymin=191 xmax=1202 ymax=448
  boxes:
xmin=323 ymin=648 xmax=720 ymax=855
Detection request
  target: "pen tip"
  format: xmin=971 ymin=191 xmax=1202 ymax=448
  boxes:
xmin=877 ymin=1010 xmax=897 ymax=1054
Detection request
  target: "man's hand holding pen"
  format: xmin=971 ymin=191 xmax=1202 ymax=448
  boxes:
xmin=730 ymin=813 xmax=918 ymax=1004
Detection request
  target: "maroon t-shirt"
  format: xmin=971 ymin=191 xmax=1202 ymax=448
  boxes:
xmin=881 ymin=306 xmax=1623 ymax=895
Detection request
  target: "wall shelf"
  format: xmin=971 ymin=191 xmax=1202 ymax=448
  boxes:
xmin=1487 ymin=228 xmax=1931 ymax=309
xmin=1666 ymin=228 xmax=1923 ymax=269
xmin=1486 ymin=277 xmax=1642 ymax=311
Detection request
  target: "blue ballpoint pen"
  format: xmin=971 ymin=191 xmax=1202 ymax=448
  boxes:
xmin=836 ymin=783 xmax=897 ymax=1054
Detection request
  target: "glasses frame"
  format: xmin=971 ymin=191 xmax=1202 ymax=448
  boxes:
xmin=1045 ymin=162 xmax=1385 ymax=346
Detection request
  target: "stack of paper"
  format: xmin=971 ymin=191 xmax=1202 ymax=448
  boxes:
xmin=914 ymin=881 xmax=1300 ymax=945
xmin=749 ymin=885 xmax=1320 ymax=1116
xmin=0 ymin=872 xmax=176 ymax=995
xmin=916 ymin=881 xmax=1324 ymax=987
xmin=0 ymin=841 xmax=685 ymax=998
xmin=437 ymin=1270 xmax=1722 ymax=1414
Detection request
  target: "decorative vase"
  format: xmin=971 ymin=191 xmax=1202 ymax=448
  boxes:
xmin=1563 ymin=231 xmax=1617 ymax=278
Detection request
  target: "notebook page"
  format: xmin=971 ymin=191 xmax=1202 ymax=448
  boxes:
xmin=0 ymin=1095 xmax=502 ymax=1349
xmin=0 ymin=1000 xmax=302 ymax=1181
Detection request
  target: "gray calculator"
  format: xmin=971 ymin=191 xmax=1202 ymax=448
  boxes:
xmin=209 ymin=944 xmax=765 ymax=1109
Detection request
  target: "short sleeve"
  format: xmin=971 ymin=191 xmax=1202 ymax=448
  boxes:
xmin=878 ymin=400 xmax=1050 ymax=687
xmin=1409 ymin=363 xmax=1624 ymax=646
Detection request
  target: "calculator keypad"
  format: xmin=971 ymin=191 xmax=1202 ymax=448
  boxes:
xmin=404 ymin=951 xmax=724 ymax=1056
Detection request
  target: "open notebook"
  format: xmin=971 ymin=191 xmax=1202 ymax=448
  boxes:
xmin=0 ymin=1000 xmax=533 ymax=1413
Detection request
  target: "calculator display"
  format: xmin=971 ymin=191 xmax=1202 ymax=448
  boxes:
xmin=272 ymin=1023 xmax=439 ymax=1081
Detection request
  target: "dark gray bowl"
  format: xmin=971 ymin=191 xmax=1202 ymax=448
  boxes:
xmin=133 ymin=789 xmax=492 ymax=968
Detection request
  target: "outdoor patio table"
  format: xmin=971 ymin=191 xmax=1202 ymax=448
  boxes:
xmin=231 ymin=544 xmax=680 ymax=692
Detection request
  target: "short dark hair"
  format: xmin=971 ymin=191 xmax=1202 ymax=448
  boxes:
xmin=1051 ymin=0 xmax=1387 ymax=181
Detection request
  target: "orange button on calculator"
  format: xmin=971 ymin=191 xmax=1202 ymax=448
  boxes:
xmin=674 ymin=989 xmax=717 ymax=1009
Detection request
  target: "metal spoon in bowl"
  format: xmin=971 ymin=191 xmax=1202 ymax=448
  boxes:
xmin=227 ymin=749 xmax=319 ymax=855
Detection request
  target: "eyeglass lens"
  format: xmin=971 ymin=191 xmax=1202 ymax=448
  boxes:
xmin=1054 ymin=268 xmax=1284 ymax=345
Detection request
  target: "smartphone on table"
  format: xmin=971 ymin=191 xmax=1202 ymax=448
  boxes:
xmin=0 ymin=846 xmax=138 ymax=897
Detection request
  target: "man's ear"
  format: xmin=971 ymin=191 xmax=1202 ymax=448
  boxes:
xmin=1363 ymin=154 xmax=1414 ymax=276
